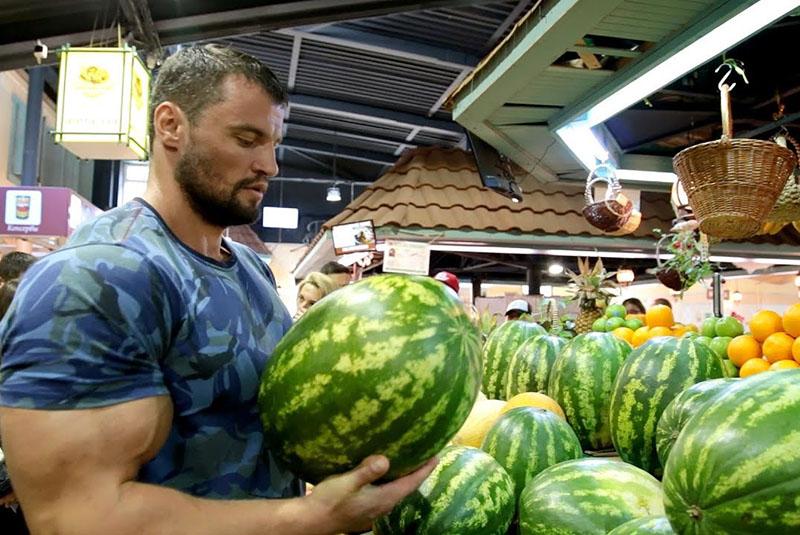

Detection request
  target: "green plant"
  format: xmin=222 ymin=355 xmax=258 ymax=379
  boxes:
xmin=654 ymin=229 xmax=713 ymax=295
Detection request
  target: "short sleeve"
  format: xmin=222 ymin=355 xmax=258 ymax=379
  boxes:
xmin=0 ymin=243 xmax=176 ymax=409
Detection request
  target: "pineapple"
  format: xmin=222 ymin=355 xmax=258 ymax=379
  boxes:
xmin=566 ymin=258 xmax=617 ymax=334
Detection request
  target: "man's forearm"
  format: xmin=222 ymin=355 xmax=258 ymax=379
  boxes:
xmin=29 ymin=481 xmax=332 ymax=535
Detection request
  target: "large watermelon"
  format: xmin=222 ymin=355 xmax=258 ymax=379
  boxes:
xmin=505 ymin=335 xmax=566 ymax=398
xmin=481 ymin=407 xmax=583 ymax=499
xmin=519 ymin=458 xmax=665 ymax=535
xmin=663 ymin=370 xmax=800 ymax=534
xmin=258 ymin=274 xmax=482 ymax=483
xmin=655 ymin=378 xmax=737 ymax=466
xmin=609 ymin=337 xmax=724 ymax=476
xmin=607 ymin=516 xmax=675 ymax=534
xmin=547 ymin=332 xmax=631 ymax=450
xmin=374 ymin=445 xmax=515 ymax=535
xmin=482 ymin=320 xmax=546 ymax=399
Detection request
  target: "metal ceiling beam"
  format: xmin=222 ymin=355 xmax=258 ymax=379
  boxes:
xmin=429 ymin=67 xmax=473 ymax=116
xmin=287 ymin=35 xmax=302 ymax=91
xmin=290 ymin=93 xmax=463 ymax=137
xmin=286 ymin=122 xmax=418 ymax=149
xmin=281 ymin=138 xmax=397 ymax=166
xmin=276 ymin=26 xmax=479 ymax=70
xmin=486 ymin=0 xmax=537 ymax=49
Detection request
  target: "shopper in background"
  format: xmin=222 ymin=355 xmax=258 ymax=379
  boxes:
xmin=0 ymin=252 xmax=35 ymax=283
xmin=0 ymin=45 xmax=434 ymax=535
xmin=294 ymin=272 xmax=336 ymax=320
xmin=653 ymin=298 xmax=672 ymax=309
xmin=320 ymin=261 xmax=352 ymax=289
xmin=505 ymin=299 xmax=532 ymax=321
xmin=433 ymin=271 xmax=460 ymax=296
xmin=623 ymin=297 xmax=646 ymax=315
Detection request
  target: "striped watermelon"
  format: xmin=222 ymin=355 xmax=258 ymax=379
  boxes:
xmin=505 ymin=335 xmax=566 ymax=399
xmin=482 ymin=320 xmax=546 ymax=399
xmin=519 ymin=458 xmax=665 ymax=535
xmin=481 ymin=407 xmax=583 ymax=499
xmin=609 ymin=337 xmax=724 ymax=476
xmin=663 ymin=369 xmax=800 ymax=534
xmin=655 ymin=378 xmax=737 ymax=466
xmin=374 ymin=445 xmax=515 ymax=535
xmin=258 ymin=274 xmax=482 ymax=483
xmin=547 ymin=332 xmax=631 ymax=450
xmin=607 ymin=516 xmax=675 ymax=534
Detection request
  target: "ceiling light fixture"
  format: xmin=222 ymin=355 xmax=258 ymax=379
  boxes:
xmin=616 ymin=269 xmax=635 ymax=285
xmin=547 ymin=263 xmax=564 ymax=276
xmin=326 ymin=185 xmax=342 ymax=202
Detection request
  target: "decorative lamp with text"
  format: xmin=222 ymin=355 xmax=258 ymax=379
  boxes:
xmin=53 ymin=45 xmax=150 ymax=160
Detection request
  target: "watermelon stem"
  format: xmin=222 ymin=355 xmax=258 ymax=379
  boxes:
xmin=687 ymin=505 xmax=703 ymax=520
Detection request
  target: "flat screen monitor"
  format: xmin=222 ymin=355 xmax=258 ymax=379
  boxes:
xmin=331 ymin=219 xmax=377 ymax=256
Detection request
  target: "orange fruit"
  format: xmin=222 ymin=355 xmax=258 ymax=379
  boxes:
xmin=770 ymin=360 xmax=800 ymax=371
xmin=793 ymin=337 xmax=800 ymax=364
xmin=626 ymin=313 xmax=646 ymax=323
xmin=646 ymin=305 xmax=674 ymax=328
xmin=648 ymin=326 xmax=673 ymax=339
xmin=503 ymin=392 xmax=565 ymax=420
xmin=671 ymin=324 xmax=688 ymax=337
xmin=783 ymin=303 xmax=800 ymax=338
xmin=749 ymin=310 xmax=784 ymax=342
xmin=727 ymin=335 xmax=762 ymax=367
xmin=739 ymin=358 xmax=770 ymax=378
xmin=612 ymin=327 xmax=635 ymax=344
xmin=631 ymin=326 xmax=650 ymax=348
xmin=762 ymin=332 xmax=795 ymax=363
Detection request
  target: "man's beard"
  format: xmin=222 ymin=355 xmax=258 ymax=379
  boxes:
xmin=174 ymin=144 xmax=264 ymax=228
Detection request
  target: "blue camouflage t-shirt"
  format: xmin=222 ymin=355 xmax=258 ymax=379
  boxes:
xmin=0 ymin=199 xmax=302 ymax=499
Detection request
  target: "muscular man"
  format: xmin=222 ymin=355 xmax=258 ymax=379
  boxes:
xmin=0 ymin=45 xmax=434 ymax=535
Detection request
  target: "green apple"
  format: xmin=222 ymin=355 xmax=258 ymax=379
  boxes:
xmin=701 ymin=317 xmax=718 ymax=338
xmin=606 ymin=304 xmax=627 ymax=319
xmin=606 ymin=317 xmax=626 ymax=331
xmin=625 ymin=318 xmax=644 ymax=331
xmin=592 ymin=317 xmax=608 ymax=332
xmin=695 ymin=336 xmax=713 ymax=347
xmin=709 ymin=336 xmax=733 ymax=359
xmin=721 ymin=358 xmax=739 ymax=378
xmin=715 ymin=316 xmax=744 ymax=338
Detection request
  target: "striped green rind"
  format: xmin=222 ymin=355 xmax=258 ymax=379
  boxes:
xmin=483 ymin=320 xmax=546 ymax=399
xmin=481 ymin=407 xmax=583 ymax=500
xmin=519 ymin=458 xmax=665 ymax=535
xmin=607 ymin=516 xmax=675 ymax=534
xmin=505 ymin=335 xmax=566 ymax=399
xmin=655 ymin=378 xmax=737 ymax=466
xmin=609 ymin=337 xmax=725 ymax=477
xmin=663 ymin=369 xmax=800 ymax=535
xmin=374 ymin=445 xmax=516 ymax=535
xmin=258 ymin=275 xmax=482 ymax=483
xmin=546 ymin=333 xmax=631 ymax=450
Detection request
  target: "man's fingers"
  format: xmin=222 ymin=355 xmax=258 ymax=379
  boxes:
xmin=344 ymin=455 xmax=390 ymax=491
xmin=373 ymin=456 xmax=438 ymax=505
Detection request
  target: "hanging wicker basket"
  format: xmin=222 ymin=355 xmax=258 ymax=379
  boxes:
xmin=765 ymin=133 xmax=800 ymax=224
xmin=672 ymin=84 xmax=796 ymax=239
xmin=582 ymin=164 xmax=633 ymax=232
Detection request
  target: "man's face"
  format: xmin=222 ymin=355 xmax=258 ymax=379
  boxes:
xmin=174 ymin=75 xmax=285 ymax=228
xmin=328 ymin=272 xmax=351 ymax=289
xmin=505 ymin=310 xmax=523 ymax=321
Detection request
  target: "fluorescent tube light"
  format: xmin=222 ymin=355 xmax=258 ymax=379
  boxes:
xmin=615 ymin=169 xmax=677 ymax=184
xmin=584 ymin=0 xmax=800 ymax=127
xmin=555 ymin=123 xmax=609 ymax=169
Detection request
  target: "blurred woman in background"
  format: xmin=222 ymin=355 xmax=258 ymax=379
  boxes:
xmin=294 ymin=272 xmax=336 ymax=320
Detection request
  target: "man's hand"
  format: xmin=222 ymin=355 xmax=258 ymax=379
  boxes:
xmin=305 ymin=455 xmax=438 ymax=534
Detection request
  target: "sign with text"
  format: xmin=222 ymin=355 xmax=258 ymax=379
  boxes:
xmin=383 ymin=239 xmax=430 ymax=276
xmin=331 ymin=220 xmax=376 ymax=256
xmin=0 ymin=187 xmax=101 ymax=237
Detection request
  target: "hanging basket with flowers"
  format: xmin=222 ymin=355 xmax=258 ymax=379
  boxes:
xmin=654 ymin=229 xmax=713 ymax=295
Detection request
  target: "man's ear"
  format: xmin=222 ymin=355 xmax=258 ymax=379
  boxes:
xmin=153 ymin=101 xmax=188 ymax=151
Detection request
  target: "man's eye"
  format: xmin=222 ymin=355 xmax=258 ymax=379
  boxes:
xmin=237 ymin=137 xmax=256 ymax=147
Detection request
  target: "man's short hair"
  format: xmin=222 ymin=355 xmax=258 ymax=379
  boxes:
xmin=0 ymin=252 xmax=35 ymax=281
xmin=320 ymin=262 xmax=350 ymax=275
xmin=149 ymin=44 xmax=288 ymax=140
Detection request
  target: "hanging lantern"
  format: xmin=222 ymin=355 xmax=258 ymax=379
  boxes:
xmin=53 ymin=45 xmax=150 ymax=160
xmin=616 ymin=269 xmax=635 ymax=285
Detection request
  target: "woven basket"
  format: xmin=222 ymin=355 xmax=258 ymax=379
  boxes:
xmin=673 ymin=84 xmax=796 ymax=239
xmin=582 ymin=164 xmax=633 ymax=232
xmin=765 ymin=133 xmax=800 ymax=224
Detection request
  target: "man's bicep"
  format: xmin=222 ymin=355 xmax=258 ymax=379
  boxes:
xmin=0 ymin=396 xmax=173 ymax=531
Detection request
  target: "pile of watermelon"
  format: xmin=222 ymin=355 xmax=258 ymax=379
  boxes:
xmin=258 ymin=277 xmax=800 ymax=534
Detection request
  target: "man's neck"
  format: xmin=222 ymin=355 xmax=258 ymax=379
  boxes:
xmin=142 ymin=177 xmax=229 ymax=262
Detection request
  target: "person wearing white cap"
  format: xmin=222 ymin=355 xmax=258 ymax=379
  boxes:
xmin=505 ymin=299 xmax=531 ymax=321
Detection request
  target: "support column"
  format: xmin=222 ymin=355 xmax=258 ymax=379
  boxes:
xmin=713 ymin=271 xmax=723 ymax=318
xmin=471 ymin=276 xmax=482 ymax=304
xmin=21 ymin=67 xmax=44 ymax=186
xmin=526 ymin=262 xmax=541 ymax=296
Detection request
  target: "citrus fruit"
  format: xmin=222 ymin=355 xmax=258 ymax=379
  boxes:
xmin=727 ymin=335 xmax=762 ymax=367
xmin=646 ymin=305 xmax=674 ymax=328
xmin=739 ymin=358 xmax=770 ymax=378
xmin=503 ymin=392 xmax=565 ymax=420
xmin=762 ymin=332 xmax=795 ymax=363
xmin=631 ymin=326 xmax=650 ymax=348
xmin=749 ymin=310 xmax=784 ymax=343
xmin=783 ymin=303 xmax=800 ymax=338
xmin=612 ymin=327 xmax=635 ymax=344
xmin=770 ymin=360 xmax=800 ymax=371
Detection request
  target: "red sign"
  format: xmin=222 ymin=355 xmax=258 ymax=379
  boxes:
xmin=0 ymin=187 xmax=102 ymax=237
